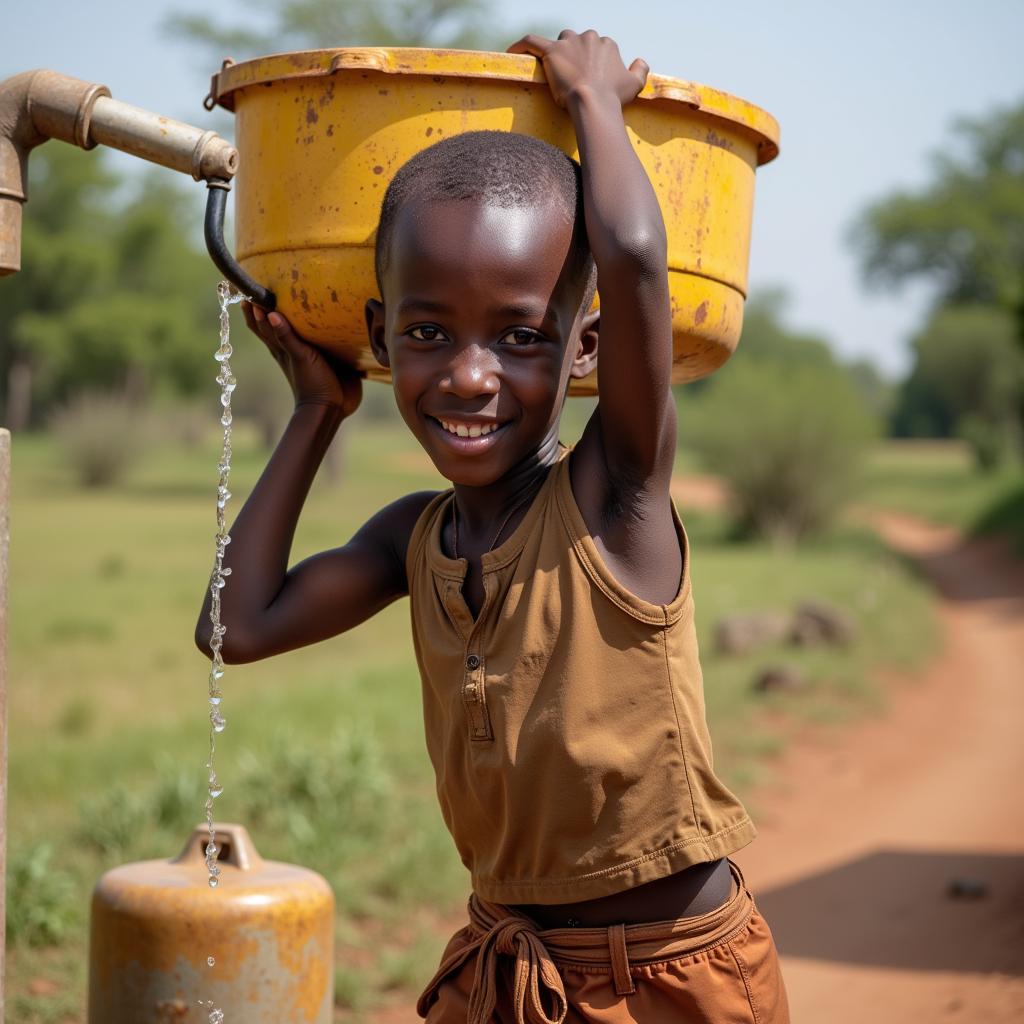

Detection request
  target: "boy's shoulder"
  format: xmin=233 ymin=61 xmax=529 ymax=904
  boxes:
xmin=357 ymin=488 xmax=444 ymax=570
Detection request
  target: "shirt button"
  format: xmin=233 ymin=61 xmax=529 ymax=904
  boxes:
xmin=466 ymin=654 xmax=481 ymax=670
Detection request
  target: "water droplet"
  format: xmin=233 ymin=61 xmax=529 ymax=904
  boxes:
xmin=207 ymin=956 xmax=216 ymax=967
xmin=214 ymin=575 xmax=226 ymax=588
xmin=206 ymin=841 xmax=218 ymax=858
xmin=212 ymin=714 xmax=227 ymax=733
xmin=209 ymin=695 xmax=222 ymax=707
xmin=208 ymin=876 xmax=219 ymax=889
xmin=221 ymin=567 xmax=232 ymax=576
xmin=209 ymin=784 xmax=224 ymax=798
xmin=221 ymin=411 xmax=232 ymax=427
xmin=210 ymin=1009 xmax=224 ymax=1024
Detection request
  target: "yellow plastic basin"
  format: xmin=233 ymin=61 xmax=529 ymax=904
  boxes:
xmin=211 ymin=48 xmax=779 ymax=393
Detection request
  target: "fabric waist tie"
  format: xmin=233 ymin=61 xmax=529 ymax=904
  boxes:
xmin=417 ymin=862 xmax=753 ymax=1023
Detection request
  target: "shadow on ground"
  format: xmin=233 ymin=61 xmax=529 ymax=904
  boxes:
xmin=756 ymin=849 xmax=1024 ymax=975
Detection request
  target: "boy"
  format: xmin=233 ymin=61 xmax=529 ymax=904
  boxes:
xmin=198 ymin=29 xmax=788 ymax=1023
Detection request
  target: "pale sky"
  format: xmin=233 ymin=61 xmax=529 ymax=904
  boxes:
xmin=6 ymin=0 xmax=1023 ymax=376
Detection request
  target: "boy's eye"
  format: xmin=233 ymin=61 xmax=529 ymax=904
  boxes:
xmin=501 ymin=328 xmax=542 ymax=346
xmin=409 ymin=325 xmax=444 ymax=342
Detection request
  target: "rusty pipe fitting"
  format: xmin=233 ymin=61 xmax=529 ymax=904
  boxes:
xmin=0 ymin=69 xmax=238 ymax=276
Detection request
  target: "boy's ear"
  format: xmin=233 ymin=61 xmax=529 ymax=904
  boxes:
xmin=365 ymin=298 xmax=389 ymax=368
xmin=569 ymin=307 xmax=600 ymax=380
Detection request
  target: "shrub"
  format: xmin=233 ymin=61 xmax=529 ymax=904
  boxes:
xmin=684 ymin=361 xmax=877 ymax=542
xmin=50 ymin=391 xmax=149 ymax=487
xmin=957 ymin=413 xmax=1007 ymax=471
xmin=6 ymin=843 xmax=77 ymax=947
xmin=78 ymin=784 xmax=151 ymax=857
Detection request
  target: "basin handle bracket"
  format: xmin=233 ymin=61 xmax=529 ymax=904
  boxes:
xmin=204 ymin=179 xmax=276 ymax=310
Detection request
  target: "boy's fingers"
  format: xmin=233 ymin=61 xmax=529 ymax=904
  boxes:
xmin=243 ymin=302 xmax=281 ymax=353
xmin=267 ymin=311 xmax=295 ymax=336
xmin=266 ymin=311 xmax=304 ymax=351
xmin=629 ymin=57 xmax=650 ymax=88
xmin=507 ymin=33 xmax=553 ymax=56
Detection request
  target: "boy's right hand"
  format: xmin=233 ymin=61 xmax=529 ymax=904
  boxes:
xmin=242 ymin=301 xmax=362 ymax=418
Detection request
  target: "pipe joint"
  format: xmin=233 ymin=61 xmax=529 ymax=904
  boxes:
xmin=0 ymin=68 xmax=239 ymax=276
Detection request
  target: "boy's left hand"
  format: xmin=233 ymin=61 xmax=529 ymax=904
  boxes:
xmin=507 ymin=29 xmax=649 ymax=110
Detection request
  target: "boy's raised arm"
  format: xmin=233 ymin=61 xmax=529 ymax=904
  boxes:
xmin=508 ymin=30 xmax=676 ymax=486
xmin=194 ymin=305 xmax=435 ymax=664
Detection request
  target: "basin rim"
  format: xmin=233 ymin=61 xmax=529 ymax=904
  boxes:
xmin=210 ymin=46 xmax=780 ymax=165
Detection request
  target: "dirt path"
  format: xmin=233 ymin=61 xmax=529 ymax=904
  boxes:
xmin=734 ymin=511 xmax=1024 ymax=1022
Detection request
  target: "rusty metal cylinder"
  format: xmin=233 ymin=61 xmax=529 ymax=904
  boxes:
xmin=88 ymin=823 xmax=334 ymax=1023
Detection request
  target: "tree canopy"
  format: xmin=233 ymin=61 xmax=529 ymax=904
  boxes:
xmin=851 ymin=100 xmax=1024 ymax=314
xmin=166 ymin=0 xmax=525 ymax=65
xmin=680 ymin=289 xmax=880 ymax=541
xmin=0 ymin=145 xmax=217 ymax=429
xmin=852 ymin=98 xmax=1024 ymax=464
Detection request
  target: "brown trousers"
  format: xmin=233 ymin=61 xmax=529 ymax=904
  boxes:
xmin=418 ymin=864 xmax=789 ymax=1024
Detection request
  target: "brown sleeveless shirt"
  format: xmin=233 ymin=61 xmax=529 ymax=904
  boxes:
xmin=406 ymin=449 xmax=756 ymax=904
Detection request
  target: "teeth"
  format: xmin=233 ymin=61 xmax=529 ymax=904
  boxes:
xmin=438 ymin=419 xmax=500 ymax=437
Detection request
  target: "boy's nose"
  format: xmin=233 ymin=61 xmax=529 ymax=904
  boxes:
xmin=440 ymin=343 xmax=500 ymax=398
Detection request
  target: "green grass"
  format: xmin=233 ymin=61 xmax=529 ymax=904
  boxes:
xmin=860 ymin=439 xmax=1023 ymax=538
xmin=5 ymin=419 xmax=938 ymax=1021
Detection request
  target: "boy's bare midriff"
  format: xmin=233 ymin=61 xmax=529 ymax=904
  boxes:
xmin=514 ymin=857 xmax=734 ymax=929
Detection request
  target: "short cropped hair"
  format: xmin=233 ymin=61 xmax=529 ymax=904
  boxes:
xmin=374 ymin=130 xmax=597 ymax=312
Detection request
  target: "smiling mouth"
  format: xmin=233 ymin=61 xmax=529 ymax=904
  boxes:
xmin=432 ymin=417 xmax=506 ymax=439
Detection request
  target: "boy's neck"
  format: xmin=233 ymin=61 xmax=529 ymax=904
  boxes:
xmin=451 ymin=429 xmax=564 ymax=540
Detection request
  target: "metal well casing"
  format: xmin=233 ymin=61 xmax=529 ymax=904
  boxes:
xmin=211 ymin=48 xmax=780 ymax=394
xmin=87 ymin=824 xmax=334 ymax=1023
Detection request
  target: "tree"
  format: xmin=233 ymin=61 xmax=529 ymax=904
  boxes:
xmin=685 ymin=359 xmax=876 ymax=543
xmin=892 ymin=305 xmax=1023 ymax=464
xmin=0 ymin=145 xmax=217 ymax=430
xmin=729 ymin=288 xmax=839 ymax=370
xmin=851 ymin=100 xmax=1024 ymax=464
xmin=166 ymin=0 xmax=525 ymax=65
xmin=680 ymin=289 xmax=880 ymax=542
xmin=0 ymin=146 xmax=115 ymax=430
xmin=851 ymin=101 xmax=1024 ymax=313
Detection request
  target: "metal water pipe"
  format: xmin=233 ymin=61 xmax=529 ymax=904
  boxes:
xmin=0 ymin=69 xmax=273 ymax=305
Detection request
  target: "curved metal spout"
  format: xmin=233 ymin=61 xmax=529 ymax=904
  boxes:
xmin=0 ymin=69 xmax=239 ymax=276
xmin=205 ymin=181 xmax=276 ymax=310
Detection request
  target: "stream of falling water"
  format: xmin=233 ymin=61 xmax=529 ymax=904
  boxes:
xmin=199 ymin=280 xmax=244 ymax=1024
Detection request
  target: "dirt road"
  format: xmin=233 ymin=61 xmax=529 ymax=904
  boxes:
xmin=734 ymin=511 xmax=1024 ymax=1022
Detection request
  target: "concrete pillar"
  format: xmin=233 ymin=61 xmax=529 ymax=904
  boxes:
xmin=0 ymin=427 xmax=9 ymax=1018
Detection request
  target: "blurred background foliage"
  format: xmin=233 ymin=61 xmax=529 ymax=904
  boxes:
xmin=4 ymin=94 xmax=1019 ymax=505
xmin=165 ymin=0 xmax=512 ymax=61
xmin=1 ymin=4 xmax=1021 ymax=531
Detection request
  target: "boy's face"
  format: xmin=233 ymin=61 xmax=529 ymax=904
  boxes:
xmin=366 ymin=198 xmax=598 ymax=487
